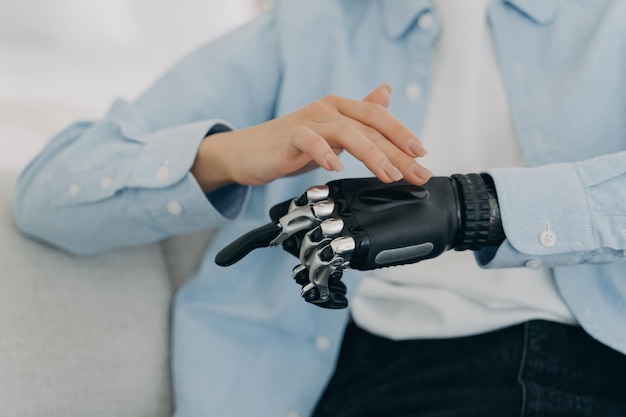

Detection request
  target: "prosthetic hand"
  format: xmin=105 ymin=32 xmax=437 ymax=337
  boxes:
xmin=215 ymin=174 xmax=505 ymax=309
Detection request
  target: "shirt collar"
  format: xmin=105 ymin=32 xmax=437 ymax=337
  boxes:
xmin=380 ymin=0 xmax=433 ymax=38
xmin=379 ymin=0 xmax=560 ymax=39
xmin=503 ymin=0 xmax=560 ymax=24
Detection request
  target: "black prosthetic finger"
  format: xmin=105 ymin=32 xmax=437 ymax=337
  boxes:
xmin=269 ymin=199 xmax=293 ymax=222
xmin=301 ymin=285 xmax=323 ymax=304
xmin=326 ymin=273 xmax=349 ymax=309
xmin=271 ymin=200 xmax=336 ymax=247
xmin=303 ymin=288 xmax=348 ymax=309
xmin=215 ymin=222 xmax=282 ymax=266
xmin=328 ymin=272 xmax=347 ymax=295
xmin=296 ymin=185 xmax=331 ymax=206
xmin=270 ymin=185 xmax=331 ymax=222
xmin=282 ymin=234 xmax=304 ymax=258
xmin=299 ymin=226 xmax=328 ymax=264
xmin=299 ymin=269 xmax=348 ymax=309
xmin=327 ymin=290 xmax=349 ymax=309
xmin=292 ymin=264 xmax=309 ymax=286
xmin=300 ymin=218 xmax=345 ymax=264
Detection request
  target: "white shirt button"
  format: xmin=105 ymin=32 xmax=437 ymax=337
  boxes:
xmin=539 ymin=230 xmax=557 ymax=247
xmin=287 ymin=412 xmax=300 ymax=417
xmin=525 ymin=260 xmax=543 ymax=270
xmin=155 ymin=165 xmax=171 ymax=182
xmin=68 ymin=183 xmax=81 ymax=197
xmin=100 ymin=176 xmax=113 ymax=190
xmin=621 ymin=229 xmax=626 ymax=237
xmin=418 ymin=12 xmax=435 ymax=30
xmin=166 ymin=201 xmax=183 ymax=216
xmin=405 ymin=82 xmax=423 ymax=101
xmin=315 ymin=336 xmax=331 ymax=352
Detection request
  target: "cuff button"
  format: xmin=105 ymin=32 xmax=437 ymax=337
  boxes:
xmin=156 ymin=165 xmax=171 ymax=182
xmin=100 ymin=176 xmax=113 ymax=189
xmin=539 ymin=230 xmax=557 ymax=247
xmin=166 ymin=200 xmax=183 ymax=216
xmin=68 ymin=183 xmax=81 ymax=197
xmin=525 ymin=260 xmax=543 ymax=270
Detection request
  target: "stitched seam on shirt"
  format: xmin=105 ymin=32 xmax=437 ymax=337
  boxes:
xmin=516 ymin=322 xmax=529 ymax=417
xmin=269 ymin=2 xmax=286 ymax=102
xmin=573 ymin=164 xmax=597 ymax=251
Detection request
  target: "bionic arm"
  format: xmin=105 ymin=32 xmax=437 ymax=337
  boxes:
xmin=216 ymin=175 xmax=505 ymax=309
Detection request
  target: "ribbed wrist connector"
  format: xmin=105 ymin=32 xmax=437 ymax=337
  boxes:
xmin=451 ymin=173 xmax=505 ymax=251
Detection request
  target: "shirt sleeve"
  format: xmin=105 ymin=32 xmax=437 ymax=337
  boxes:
xmin=13 ymin=10 xmax=281 ymax=255
xmin=476 ymin=150 xmax=626 ymax=269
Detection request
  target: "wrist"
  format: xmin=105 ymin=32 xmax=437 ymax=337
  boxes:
xmin=191 ymin=132 xmax=234 ymax=193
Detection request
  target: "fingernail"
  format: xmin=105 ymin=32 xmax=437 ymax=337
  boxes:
xmin=381 ymin=83 xmax=392 ymax=93
xmin=411 ymin=163 xmax=432 ymax=180
xmin=382 ymin=160 xmax=403 ymax=182
xmin=407 ymin=138 xmax=428 ymax=157
xmin=325 ymin=153 xmax=344 ymax=172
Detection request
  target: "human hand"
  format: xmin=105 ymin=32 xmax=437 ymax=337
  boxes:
xmin=215 ymin=175 xmax=505 ymax=309
xmin=191 ymin=84 xmax=431 ymax=193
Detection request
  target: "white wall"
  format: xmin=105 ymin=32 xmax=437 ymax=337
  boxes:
xmin=0 ymin=0 xmax=264 ymax=170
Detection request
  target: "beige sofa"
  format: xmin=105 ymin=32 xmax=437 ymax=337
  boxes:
xmin=0 ymin=169 xmax=213 ymax=417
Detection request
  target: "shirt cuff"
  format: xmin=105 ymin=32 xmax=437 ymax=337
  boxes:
xmin=135 ymin=171 xmax=249 ymax=235
xmin=485 ymin=163 xmax=594 ymax=257
xmin=476 ymin=163 xmax=591 ymax=269
xmin=130 ymin=119 xmax=250 ymax=233
xmin=127 ymin=120 xmax=215 ymax=189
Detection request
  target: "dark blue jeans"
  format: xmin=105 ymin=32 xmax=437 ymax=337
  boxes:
xmin=312 ymin=320 xmax=626 ymax=417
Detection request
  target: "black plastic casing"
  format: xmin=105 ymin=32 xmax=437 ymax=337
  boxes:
xmin=266 ymin=175 xmax=505 ymax=272
xmin=327 ymin=177 xmax=461 ymax=270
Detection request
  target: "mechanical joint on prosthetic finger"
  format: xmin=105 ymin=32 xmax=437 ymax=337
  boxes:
xmin=269 ymin=198 xmax=335 ymax=247
xmin=215 ymin=174 xmax=505 ymax=309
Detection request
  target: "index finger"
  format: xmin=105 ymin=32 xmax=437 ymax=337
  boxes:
xmin=331 ymin=96 xmax=425 ymax=158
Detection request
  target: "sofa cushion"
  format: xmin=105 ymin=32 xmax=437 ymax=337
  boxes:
xmin=0 ymin=170 xmax=173 ymax=417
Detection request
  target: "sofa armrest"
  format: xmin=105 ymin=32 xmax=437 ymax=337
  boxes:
xmin=0 ymin=170 xmax=173 ymax=417
xmin=161 ymin=229 xmax=216 ymax=291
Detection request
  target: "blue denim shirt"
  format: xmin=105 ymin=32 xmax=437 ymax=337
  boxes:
xmin=14 ymin=1 xmax=626 ymax=416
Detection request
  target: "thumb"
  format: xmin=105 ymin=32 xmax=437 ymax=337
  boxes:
xmin=363 ymin=83 xmax=392 ymax=107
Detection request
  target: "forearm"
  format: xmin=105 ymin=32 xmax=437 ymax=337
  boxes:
xmin=14 ymin=118 xmax=244 ymax=255
xmin=481 ymin=150 xmax=626 ymax=268
xmin=14 ymin=12 xmax=283 ymax=254
xmin=191 ymin=128 xmax=237 ymax=194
